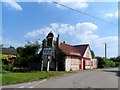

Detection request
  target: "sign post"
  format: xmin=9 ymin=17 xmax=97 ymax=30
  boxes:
xmin=46 ymin=56 xmax=50 ymax=73
xmin=43 ymin=48 xmax=52 ymax=73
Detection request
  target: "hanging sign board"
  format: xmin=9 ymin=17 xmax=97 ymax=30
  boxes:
xmin=43 ymin=48 xmax=52 ymax=55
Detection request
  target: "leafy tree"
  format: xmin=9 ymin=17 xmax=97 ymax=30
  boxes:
xmin=110 ymin=56 xmax=120 ymax=67
xmin=96 ymin=57 xmax=105 ymax=68
xmin=42 ymin=39 xmax=47 ymax=48
xmin=110 ymin=56 xmax=120 ymax=62
xmin=16 ymin=41 xmax=41 ymax=69
xmin=91 ymin=50 xmax=95 ymax=58
xmin=0 ymin=44 xmax=3 ymax=54
xmin=96 ymin=56 xmax=116 ymax=68
xmin=0 ymin=44 xmax=3 ymax=48
xmin=109 ymin=60 xmax=115 ymax=67
xmin=9 ymin=46 xmax=15 ymax=49
xmin=115 ymin=56 xmax=120 ymax=62
xmin=115 ymin=62 xmax=120 ymax=67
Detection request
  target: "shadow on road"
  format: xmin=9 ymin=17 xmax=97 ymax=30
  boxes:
xmin=102 ymin=69 xmax=120 ymax=77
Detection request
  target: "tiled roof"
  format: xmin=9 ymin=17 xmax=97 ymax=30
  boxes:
xmin=73 ymin=44 xmax=89 ymax=56
xmin=59 ymin=43 xmax=81 ymax=56
xmin=58 ymin=43 xmax=89 ymax=57
xmin=2 ymin=48 xmax=17 ymax=55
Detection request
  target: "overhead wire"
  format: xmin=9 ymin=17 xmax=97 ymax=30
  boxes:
xmin=52 ymin=1 xmax=118 ymax=27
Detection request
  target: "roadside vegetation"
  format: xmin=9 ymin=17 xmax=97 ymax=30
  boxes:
xmin=96 ymin=56 xmax=120 ymax=68
xmin=1 ymin=41 xmax=42 ymax=73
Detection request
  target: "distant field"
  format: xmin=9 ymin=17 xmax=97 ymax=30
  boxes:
xmin=1 ymin=71 xmax=77 ymax=85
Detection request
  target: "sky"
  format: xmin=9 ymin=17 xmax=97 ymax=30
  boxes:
xmin=1 ymin=0 xmax=119 ymax=58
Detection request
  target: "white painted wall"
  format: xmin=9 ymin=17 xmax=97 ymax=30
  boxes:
xmin=83 ymin=46 xmax=92 ymax=59
xmin=65 ymin=56 xmax=81 ymax=71
xmin=85 ymin=66 xmax=91 ymax=69
xmin=82 ymin=46 xmax=93 ymax=69
xmin=92 ymin=59 xmax=97 ymax=68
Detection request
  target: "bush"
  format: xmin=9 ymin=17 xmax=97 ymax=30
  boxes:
xmin=96 ymin=57 xmax=105 ymax=68
xmin=12 ymin=67 xmax=29 ymax=72
xmin=2 ymin=63 xmax=13 ymax=71
xmin=115 ymin=62 xmax=120 ymax=67
xmin=16 ymin=41 xmax=41 ymax=69
xmin=109 ymin=60 xmax=115 ymax=67
xmin=102 ymin=58 xmax=109 ymax=68
xmin=96 ymin=57 xmax=116 ymax=68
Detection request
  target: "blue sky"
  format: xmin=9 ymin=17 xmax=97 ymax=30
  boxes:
xmin=2 ymin=1 xmax=118 ymax=58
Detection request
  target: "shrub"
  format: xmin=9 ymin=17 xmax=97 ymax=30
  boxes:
xmin=96 ymin=57 xmax=116 ymax=68
xmin=96 ymin=57 xmax=105 ymax=68
xmin=115 ymin=62 xmax=120 ymax=67
xmin=102 ymin=58 xmax=109 ymax=68
xmin=109 ymin=60 xmax=115 ymax=67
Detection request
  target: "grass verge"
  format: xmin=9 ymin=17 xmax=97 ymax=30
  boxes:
xmin=1 ymin=71 xmax=79 ymax=85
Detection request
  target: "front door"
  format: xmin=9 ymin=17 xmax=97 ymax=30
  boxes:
xmin=83 ymin=61 xmax=85 ymax=69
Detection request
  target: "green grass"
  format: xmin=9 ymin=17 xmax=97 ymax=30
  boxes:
xmin=1 ymin=71 xmax=78 ymax=85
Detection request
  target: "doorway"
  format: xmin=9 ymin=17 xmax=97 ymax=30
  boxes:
xmin=83 ymin=61 xmax=85 ymax=69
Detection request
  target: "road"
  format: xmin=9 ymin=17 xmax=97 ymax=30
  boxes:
xmin=2 ymin=68 xmax=119 ymax=88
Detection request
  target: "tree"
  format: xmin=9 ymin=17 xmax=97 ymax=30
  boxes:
xmin=16 ymin=41 xmax=41 ymax=70
xmin=96 ymin=57 xmax=105 ymax=68
xmin=115 ymin=56 xmax=120 ymax=62
xmin=0 ymin=44 xmax=3 ymax=53
xmin=91 ymin=50 xmax=95 ymax=58
xmin=42 ymin=39 xmax=47 ymax=48
xmin=96 ymin=56 xmax=116 ymax=68
xmin=110 ymin=56 xmax=120 ymax=67
xmin=110 ymin=56 xmax=120 ymax=62
xmin=9 ymin=46 xmax=15 ymax=49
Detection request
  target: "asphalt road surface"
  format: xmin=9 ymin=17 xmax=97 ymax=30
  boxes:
xmin=2 ymin=68 xmax=119 ymax=88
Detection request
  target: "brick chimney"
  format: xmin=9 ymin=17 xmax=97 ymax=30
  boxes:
xmin=56 ymin=34 xmax=60 ymax=48
xmin=63 ymin=41 xmax=65 ymax=43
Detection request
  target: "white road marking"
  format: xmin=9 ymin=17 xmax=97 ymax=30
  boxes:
xmin=28 ymin=83 xmax=32 ymax=85
xmin=40 ymin=79 xmax=47 ymax=83
xmin=18 ymin=82 xmax=32 ymax=88
xmin=29 ymin=86 xmax=34 ymax=88
xmin=19 ymin=86 xmax=25 ymax=88
xmin=28 ymin=79 xmax=47 ymax=88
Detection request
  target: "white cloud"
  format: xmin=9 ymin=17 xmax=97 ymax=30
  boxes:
xmin=25 ymin=22 xmax=98 ymax=45
xmin=104 ymin=11 xmax=118 ymax=18
xmin=25 ymin=22 xmax=97 ymax=38
xmin=25 ymin=22 xmax=117 ymax=57
xmin=38 ymin=0 xmax=88 ymax=9
xmin=115 ymin=11 xmax=118 ymax=18
xmin=93 ymin=36 xmax=118 ymax=58
xmin=56 ymin=2 xmax=88 ymax=10
xmin=69 ymin=22 xmax=98 ymax=44
xmin=3 ymin=38 xmax=25 ymax=48
xmin=3 ymin=0 xmax=22 ymax=11
xmin=25 ymin=24 xmax=57 ymax=38
xmin=37 ymin=0 xmax=119 ymax=3
xmin=104 ymin=13 xmax=113 ymax=18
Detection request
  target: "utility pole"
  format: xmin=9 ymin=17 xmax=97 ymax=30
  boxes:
xmin=105 ymin=43 xmax=107 ymax=59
